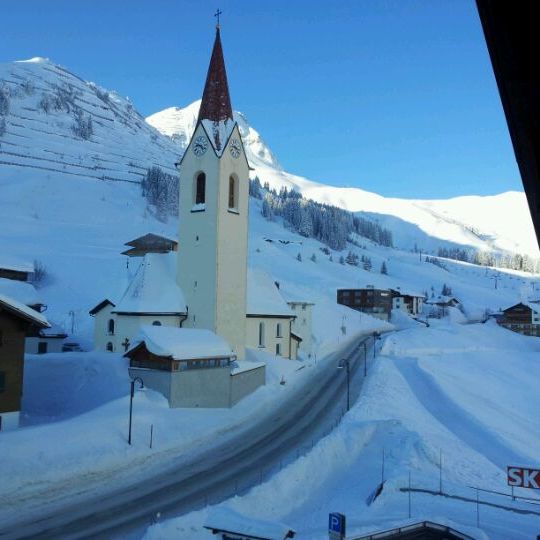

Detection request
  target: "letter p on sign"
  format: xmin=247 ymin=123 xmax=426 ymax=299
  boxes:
xmin=507 ymin=466 xmax=540 ymax=489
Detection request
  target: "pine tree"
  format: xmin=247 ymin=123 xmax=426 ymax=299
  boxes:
xmin=339 ymin=255 xmax=345 ymax=265
xmin=310 ymin=253 xmax=317 ymax=263
xmin=380 ymin=261 xmax=388 ymax=274
xmin=296 ymin=253 xmax=302 ymax=262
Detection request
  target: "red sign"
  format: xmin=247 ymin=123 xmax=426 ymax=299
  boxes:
xmin=507 ymin=466 xmax=540 ymax=489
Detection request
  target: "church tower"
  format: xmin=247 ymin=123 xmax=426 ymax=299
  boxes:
xmin=177 ymin=25 xmax=249 ymax=359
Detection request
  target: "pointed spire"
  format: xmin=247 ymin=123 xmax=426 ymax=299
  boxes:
xmin=198 ymin=27 xmax=233 ymax=124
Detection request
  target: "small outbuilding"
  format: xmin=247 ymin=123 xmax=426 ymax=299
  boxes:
xmin=126 ymin=326 xmax=265 ymax=408
xmin=0 ymin=293 xmax=49 ymax=431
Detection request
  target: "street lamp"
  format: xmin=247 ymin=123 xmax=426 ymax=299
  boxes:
xmin=363 ymin=341 xmax=367 ymax=376
xmin=337 ymin=358 xmax=350 ymax=412
xmin=128 ymin=376 xmax=144 ymax=445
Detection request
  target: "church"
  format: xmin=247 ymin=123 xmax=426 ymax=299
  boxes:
xmin=90 ymin=24 xmax=311 ymax=407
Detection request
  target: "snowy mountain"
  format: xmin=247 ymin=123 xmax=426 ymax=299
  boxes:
xmin=148 ymin=102 xmax=538 ymax=258
xmin=0 ymin=57 xmax=538 ymax=340
xmin=0 ymin=57 xmax=179 ymax=183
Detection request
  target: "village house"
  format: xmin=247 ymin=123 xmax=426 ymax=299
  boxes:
xmin=337 ymin=286 xmax=392 ymax=321
xmin=121 ymin=233 xmax=178 ymax=258
xmin=425 ymin=295 xmax=461 ymax=317
xmin=0 ymin=293 xmax=49 ymax=431
xmin=498 ymin=302 xmax=540 ymax=336
xmin=390 ymin=287 xmax=425 ymax=316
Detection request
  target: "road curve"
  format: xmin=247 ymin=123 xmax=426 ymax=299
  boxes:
xmin=1 ymin=335 xmax=374 ymax=539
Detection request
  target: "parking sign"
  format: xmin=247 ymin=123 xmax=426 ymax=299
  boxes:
xmin=328 ymin=512 xmax=346 ymax=539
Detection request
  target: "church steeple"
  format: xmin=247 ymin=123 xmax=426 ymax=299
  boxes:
xmin=198 ymin=27 xmax=233 ymax=125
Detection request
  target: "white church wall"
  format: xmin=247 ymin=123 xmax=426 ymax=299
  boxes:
xmin=289 ymin=302 xmax=314 ymax=356
xmin=246 ymin=316 xmax=293 ymax=359
xmin=94 ymin=310 xmax=184 ymax=353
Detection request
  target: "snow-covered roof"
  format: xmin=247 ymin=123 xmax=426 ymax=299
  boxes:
xmin=0 ymin=256 xmax=34 ymax=273
xmin=390 ymin=287 xmax=424 ymax=298
xmin=231 ymin=360 xmax=266 ymax=375
xmin=127 ymin=326 xmax=234 ymax=360
xmin=247 ymin=269 xmax=294 ymax=318
xmin=113 ymin=253 xmax=187 ymax=315
xmin=528 ymin=303 xmax=540 ymax=314
xmin=40 ymin=323 xmax=67 ymax=338
xmin=204 ymin=507 xmax=295 ymax=539
xmin=0 ymin=278 xmax=42 ymax=307
xmin=425 ymin=295 xmax=459 ymax=305
xmin=0 ymin=293 xmax=49 ymax=327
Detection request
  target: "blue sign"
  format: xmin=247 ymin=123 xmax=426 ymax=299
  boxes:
xmin=328 ymin=513 xmax=346 ymax=536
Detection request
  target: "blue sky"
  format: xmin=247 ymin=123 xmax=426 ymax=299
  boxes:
xmin=0 ymin=0 xmax=522 ymax=199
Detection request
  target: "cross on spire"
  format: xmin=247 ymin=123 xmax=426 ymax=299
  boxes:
xmin=214 ymin=9 xmax=222 ymax=28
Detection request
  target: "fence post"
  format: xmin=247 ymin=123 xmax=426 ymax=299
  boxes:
xmin=439 ymin=449 xmax=442 ymax=494
xmin=408 ymin=471 xmax=412 ymax=519
xmin=476 ymin=487 xmax=480 ymax=528
xmin=381 ymin=448 xmax=385 ymax=484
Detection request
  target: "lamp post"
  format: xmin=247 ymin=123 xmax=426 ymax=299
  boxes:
xmin=338 ymin=358 xmax=350 ymax=411
xmin=128 ymin=376 xmax=144 ymax=445
xmin=363 ymin=341 xmax=367 ymax=376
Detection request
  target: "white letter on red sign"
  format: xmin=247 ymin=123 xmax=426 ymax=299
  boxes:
xmin=523 ymin=470 xmax=540 ymax=489
xmin=508 ymin=468 xmax=523 ymax=486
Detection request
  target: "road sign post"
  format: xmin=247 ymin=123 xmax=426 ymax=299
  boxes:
xmin=328 ymin=512 xmax=346 ymax=540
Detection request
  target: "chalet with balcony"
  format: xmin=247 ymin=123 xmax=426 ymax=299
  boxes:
xmin=498 ymin=302 xmax=540 ymax=336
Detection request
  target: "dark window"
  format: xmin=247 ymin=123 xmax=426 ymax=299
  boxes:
xmin=258 ymin=322 xmax=265 ymax=347
xmin=196 ymin=173 xmax=206 ymax=204
xmin=152 ymin=321 xmax=162 ymax=326
xmin=276 ymin=323 xmax=282 ymax=338
xmin=228 ymin=175 xmax=237 ymax=209
xmin=108 ymin=319 xmax=115 ymax=335
xmin=106 ymin=342 xmax=113 ymax=352
xmin=38 ymin=342 xmax=48 ymax=354
xmin=276 ymin=343 xmax=282 ymax=356
xmin=0 ymin=372 xmax=5 ymax=393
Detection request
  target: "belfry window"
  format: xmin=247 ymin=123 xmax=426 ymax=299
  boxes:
xmin=108 ymin=319 xmax=115 ymax=335
xmin=228 ymin=175 xmax=237 ymax=210
xmin=195 ymin=173 xmax=206 ymax=205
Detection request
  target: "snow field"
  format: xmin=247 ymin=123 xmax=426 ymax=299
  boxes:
xmin=144 ymin=321 xmax=540 ymax=539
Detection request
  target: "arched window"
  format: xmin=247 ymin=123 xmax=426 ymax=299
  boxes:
xmin=106 ymin=342 xmax=113 ymax=352
xmin=152 ymin=320 xmax=162 ymax=326
xmin=258 ymin=322 xmax=265 ymax=347
xmin=195 ymin=172 xmax=206 ymax=205
xmin=108 ymin=319 xmax=115 ymax=335
xmin=228 ymin=175 xmax=237 ymax=210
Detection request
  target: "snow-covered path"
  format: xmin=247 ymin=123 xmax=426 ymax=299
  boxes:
xmin=394 ymin=357 xmax=527 ymax=469
xmin=0 ymin=334 xmax=375 ymax=539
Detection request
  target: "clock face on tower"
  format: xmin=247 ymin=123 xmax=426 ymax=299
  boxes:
xmin=229 ymin=138 xmax=241 ymax=159
xmin=193 ymin=136 xmax=208 ymax=157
